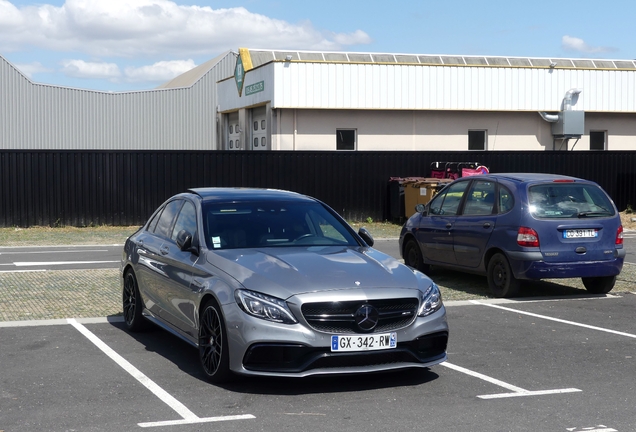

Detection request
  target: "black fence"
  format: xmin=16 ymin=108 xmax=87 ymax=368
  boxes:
xmin=1 ymin=150 xmax=636 ymax=228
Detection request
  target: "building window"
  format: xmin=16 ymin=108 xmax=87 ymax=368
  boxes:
xmin=336 ymin=129 xmax=356 ymax=151
xmin=261 ymin=120 xmax=266 ymax=130
xmin=261 ymin=137 xmax=266 ymax=147
xmin=468 ymin=130 xmax=487 ymax=150
xmin=229 ymin=125 xmax=233 ymax=134
xmin=590 ymin=131 xmax=607 ymax=150
xmin=254 ymin=138 xmax=258 ymax=147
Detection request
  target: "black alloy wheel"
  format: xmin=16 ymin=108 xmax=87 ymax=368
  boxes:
xmin=122 ymin=270 xmax=148 ymax=331
xmin=199 ymin=299 xmax=232 ymax=383
xmin=487 ymin=253 xmax=520 ymax=298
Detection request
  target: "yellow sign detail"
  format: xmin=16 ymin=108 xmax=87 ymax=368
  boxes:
xmin=238 ymin=48 xmax=253 ymax=72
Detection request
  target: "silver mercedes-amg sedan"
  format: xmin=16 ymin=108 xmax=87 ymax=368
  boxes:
xmin=121 ymin=188 xmax=448 ymax=383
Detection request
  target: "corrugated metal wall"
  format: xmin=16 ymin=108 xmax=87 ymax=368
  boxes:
xmin=0 ymin=54 xmax=235 ymax=150
xmin=1 ymin=150 xmax=635 ymax=227
xmin=273 ymin=63 xmax=636 ymax=112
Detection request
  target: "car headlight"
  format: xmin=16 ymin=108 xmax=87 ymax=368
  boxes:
xmin=418 ymin=283 xmax=443 ymax=317
xmin=235 ymin=289 xmax=298 ymax=324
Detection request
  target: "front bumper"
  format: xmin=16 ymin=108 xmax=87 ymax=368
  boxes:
xmin=222 ymin=302 xmax=449 ymax=378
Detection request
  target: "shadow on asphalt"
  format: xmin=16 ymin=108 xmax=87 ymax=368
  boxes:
xmin=428 ymin=267 xmax=592 ymax=299
xmin=108 ymin=319 xmax=440 ymax=395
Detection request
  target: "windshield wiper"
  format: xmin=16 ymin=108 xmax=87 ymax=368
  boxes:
xmin=577 ymin=211 xmax=610 ymax=218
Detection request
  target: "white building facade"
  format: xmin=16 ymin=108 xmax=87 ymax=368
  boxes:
xmin=2 ymin=48 xmax=635 ymax=151
xmin=218 ymin=49 xmax=636 ymax=152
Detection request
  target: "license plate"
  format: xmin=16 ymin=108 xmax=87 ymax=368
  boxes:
xmin=563 ymin=229 xmax=598 ymax=239
xmin=331 ymin=333 xmax=397 ymax=352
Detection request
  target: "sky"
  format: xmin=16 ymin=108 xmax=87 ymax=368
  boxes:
xmin=1 ymin=0 xmax=634 ymax=92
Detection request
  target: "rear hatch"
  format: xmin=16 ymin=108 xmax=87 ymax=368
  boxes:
xmin=524 ymin=180 xmax=621 ymax=263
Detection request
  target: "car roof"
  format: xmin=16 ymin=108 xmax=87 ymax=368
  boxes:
xmin=475 ymin=173 xmax=588 ymax=183
xmin=187 ymin=187 xmax=316 ymax=203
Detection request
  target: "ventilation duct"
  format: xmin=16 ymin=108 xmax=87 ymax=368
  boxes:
xmin=539 ymin=88 xmax=585 ymax=142
xmin=539 ymin=88 xmax=585 ymax=150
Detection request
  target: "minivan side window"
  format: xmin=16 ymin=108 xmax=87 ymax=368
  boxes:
xmin=430 ymin=181 xmax=469 ymax=216
xmin=498 ymin=185 xmax=514 ymax=213
xmin=462 ymin=180 xmax=496 ymax=215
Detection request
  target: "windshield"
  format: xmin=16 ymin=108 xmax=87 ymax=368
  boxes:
xmin=528 ymin=183 xmax=615 ymax=219
xmin=202 ymin=201 xmax=359 ymax=249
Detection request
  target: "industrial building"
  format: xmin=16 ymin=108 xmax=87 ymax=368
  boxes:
xmin=1 ymin=48 xmax=635 ymax=151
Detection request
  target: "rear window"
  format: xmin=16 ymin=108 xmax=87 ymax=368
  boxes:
xmin=528 ymin=183 xmax=615 ymax=219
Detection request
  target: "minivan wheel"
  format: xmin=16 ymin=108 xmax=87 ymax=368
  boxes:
xmin=487 ymin=253 xmax=520 ymax=298
xmin=404 ymin=239 xmax=431 ymax=274
xmin=582 ymin=276 xmax=616 ymax=294
xmin=199 ymin=298 xmax=232 ymax=383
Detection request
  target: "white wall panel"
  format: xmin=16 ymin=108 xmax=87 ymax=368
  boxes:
xmin=2 ymin=52 xmax=236 ymax=150
xmin=270 ymin=62 xmax=635 ymax=113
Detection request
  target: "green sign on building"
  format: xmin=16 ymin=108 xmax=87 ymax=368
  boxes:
xmin=245 ymin=81 xmax=265 ymax=96
xmin=234 ymin=55 xmax=245 ymax=96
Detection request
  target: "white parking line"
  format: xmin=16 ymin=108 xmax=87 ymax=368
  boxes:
xmin=0 ymin=269 xmax=47 ymax=274
xmin=0 ymin=249 xmax=110 ymax=255
xmin=67 ymin=318 xmax=255 ymax=428
xmin=469 ymin=300 xmax=636 ymax=339
xmin=12 ymin=261 xmax=118 ymax=266
xmin=440 ymin=361 xmax=581 ymax=399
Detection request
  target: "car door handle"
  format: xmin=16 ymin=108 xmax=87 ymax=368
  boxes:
xmin=160 ymin=245 xmax=170 ymax=255
xmin=446 ymin=223 xmax=452 ymax=229
xmin=483 ymin=222 xmax=492 ymax=228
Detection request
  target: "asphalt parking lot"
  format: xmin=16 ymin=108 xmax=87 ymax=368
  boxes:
xmin=1 ymin=234 xmax=636 ymax=431
xmin=2 ymin=293 xmax=636 ymax=431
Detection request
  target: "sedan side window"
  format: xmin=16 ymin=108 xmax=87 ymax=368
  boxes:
xmin=171 ymin=201 xmax=197 ymax=242
xmin=154 ymin=200 xmax=183 ymax=239
xmin=430 ymin=181 xmax=469 ymax=215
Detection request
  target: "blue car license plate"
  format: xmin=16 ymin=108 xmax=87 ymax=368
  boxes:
xmin=563 ymin=229 xmax=598 ymax=239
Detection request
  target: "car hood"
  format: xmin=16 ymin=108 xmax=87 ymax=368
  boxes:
xmin=205 ymin=246 xmax=422 ymax=299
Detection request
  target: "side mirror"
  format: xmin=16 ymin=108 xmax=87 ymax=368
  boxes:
xmin=176 ymin=229 xmax=198 ymax=255
xmin=415 ymin=203 xmax=428 ymax=215
xmin=358 ymin=227 xmax=374 ymax=247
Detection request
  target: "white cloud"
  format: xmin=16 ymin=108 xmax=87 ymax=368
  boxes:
xmin=332 ymin=30 xmax=373 ymax=46
xmin=13 ymin=61 xmax=51 ymax=78
xmin=124 ymin=59 xmax=196 ymax=82
xmin=0 ymin=0 xmax=23 ymax=29
xmin=60 ymin=59 xmax=121 ymax=80
xmin=0 ymin=0 xmax=371 ymax=57
xmin=562 ymin=35 xmax=617 ymax=54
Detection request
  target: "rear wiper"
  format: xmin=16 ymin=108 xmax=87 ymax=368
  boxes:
xmin=577 ymin=211 xmax=609 ymax=218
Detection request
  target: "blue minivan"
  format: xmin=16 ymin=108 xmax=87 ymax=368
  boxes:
xmin=399 ymin=173 xmax=625 ymax=297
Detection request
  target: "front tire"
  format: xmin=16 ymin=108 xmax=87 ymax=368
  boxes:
xmin=582 ymin=276 xmax=616 ymax=294
xmin=487 ymin=253 xmax=520 ymax=298
xmin=122 ymin=270 xmax=148 ymax=331
xmin=199 ymin=299 xmax=232 ymax=383
xmin=404 ymin=239 xmax=431 ymax=274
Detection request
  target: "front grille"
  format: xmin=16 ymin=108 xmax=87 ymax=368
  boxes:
xmin=242 ymin=331 xmax=449 ymax=373
xmin=301 ymin=298 xmax=419 ymax=334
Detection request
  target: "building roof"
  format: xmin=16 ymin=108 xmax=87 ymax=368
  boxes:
xmin=156 ymin=50 xmax=234 ymax=89
xmin=242 ymin=48 xmax=636 ymax=71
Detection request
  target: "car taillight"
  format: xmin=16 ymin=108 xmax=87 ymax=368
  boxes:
xmin=616 ymin=225 xmax=624 ymax=245
xmin=517 ymin=227 xmax=540 ymax=247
